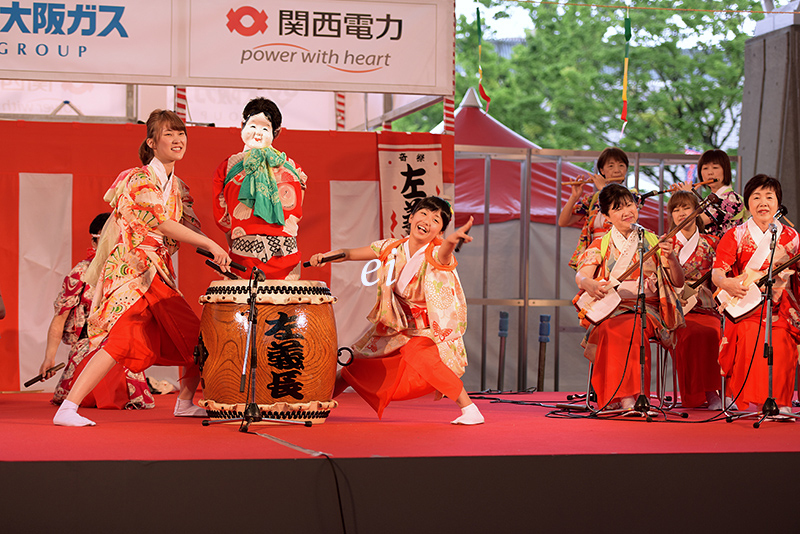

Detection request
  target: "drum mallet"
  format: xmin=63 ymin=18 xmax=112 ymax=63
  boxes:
xmin=537 ymin=315 xmax=550 ymax=393
xmin=303 ymin=252 xmax=346 ymax=268
xmin=497 ymin=311 xmax=508 ymax=391
xmin=24 ymin=362 xmax=65 ymax=388
xmin=196 ymin=248 xmax=247 ymax=278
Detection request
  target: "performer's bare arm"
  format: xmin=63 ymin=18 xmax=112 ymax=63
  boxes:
xmin=438 ymin=216 xmax=473 ymax=266
xmin=40 ymin=311 xmax=69 ymax=378
xmin=308 ymin=246 xmax=377 ymax=267
xmin=157 ymin=220 xmax=231 ymax=271
xmin=712 ymin=267 xmax=748 ymax=299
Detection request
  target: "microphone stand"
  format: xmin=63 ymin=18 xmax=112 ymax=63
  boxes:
xmin=630 ymin=225 xmax=652 ymax=418
xmin=239 ymin=268 xmax=262 ymax=432
xmin=202 ymin=268 xmax=311 ymax=430
xmin=728 ymin=223 xmax=799 ymax=427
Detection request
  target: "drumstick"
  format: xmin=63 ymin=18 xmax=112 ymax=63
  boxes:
xmin=195 ymin=247 xmax=247 ymax=273
xmin=303 ymin=252 xmax=346 ymax=268
xmin=205 ymin=260 xmax=240 ymax=280
xmin=24 ymin=362 xmax=65 ymax=388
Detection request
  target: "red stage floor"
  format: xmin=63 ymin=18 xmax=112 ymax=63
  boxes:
xmin=4 ymin=390 xmax=800 ymax=462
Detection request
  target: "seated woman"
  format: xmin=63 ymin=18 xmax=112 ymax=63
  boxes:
xmin=560 ymin=147 xmax=629 ymax=270
xmin=712 ymin=174 xmax=800 ymax=417
xmin=575 ymin=184 xmax=684 ymax=411
xmin=666 ymin=191 xmax=724 ymax=409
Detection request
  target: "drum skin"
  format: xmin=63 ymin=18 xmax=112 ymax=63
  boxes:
xmin=199 ymin=300 xmax=337 ymax=405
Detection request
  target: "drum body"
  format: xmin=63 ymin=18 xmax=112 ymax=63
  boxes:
xmin=197 ymin=280 xmax=338 ymax=424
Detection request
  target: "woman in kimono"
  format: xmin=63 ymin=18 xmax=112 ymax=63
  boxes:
xmin=308 ymin=196 xmax=483 ymax=425
xmin=575 ymin=184 xmax=684 ymax=411
xmin=53 ymin=109 xmax=231 ymax=427
xmin=39 ymin=213 xmax=154 ymax=410
xmin=712 ymin=175 xmax=800 ymax=417
xmin=666 ymin=191 xmax=724 ymax=409
xmin=678 ymin=149 xmax=747 ymax=238
xmin=560 ymin=147 xmax=629 ymax=270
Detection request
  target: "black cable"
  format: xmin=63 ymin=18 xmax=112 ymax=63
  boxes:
xmin=321 ymin=453 xmax=348 ymax=534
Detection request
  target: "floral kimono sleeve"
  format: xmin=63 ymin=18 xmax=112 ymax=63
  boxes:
xmin=115 ymin=169 xmax=170 ymax=250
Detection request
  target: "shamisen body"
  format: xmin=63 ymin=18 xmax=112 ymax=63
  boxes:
xmin=307 ymin=196 xmax=484 ymax=425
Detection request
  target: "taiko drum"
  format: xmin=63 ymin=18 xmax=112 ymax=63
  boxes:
xmin=196 ymin=279 xmax=339 ymax=423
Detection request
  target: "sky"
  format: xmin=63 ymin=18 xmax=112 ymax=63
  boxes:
xmin=456 ymin=0 xmax=534 ymax=39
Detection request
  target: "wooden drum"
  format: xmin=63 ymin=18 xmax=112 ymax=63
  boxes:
xmin=196 ymin=280 xmax=339 ymax=424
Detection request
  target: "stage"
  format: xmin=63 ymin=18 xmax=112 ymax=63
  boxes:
xmin=3 ymin=390 xmax=800 ymax=533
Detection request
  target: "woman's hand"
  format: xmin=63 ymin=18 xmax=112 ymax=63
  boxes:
xmin=38 ymin=357 xmax=57 ymax=380
xmin=717 ymin=273 xmax=748 ymax=299
xmin=445 ymin=216 xmax=474 ymax=247
xmin=581 ymin=277 xmax=611 ymax=300
xmin=205 ymin=239 xmax=231 ymax=272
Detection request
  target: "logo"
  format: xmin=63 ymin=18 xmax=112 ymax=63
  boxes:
xmin=226 ymin=6 xmax=268 ymax=36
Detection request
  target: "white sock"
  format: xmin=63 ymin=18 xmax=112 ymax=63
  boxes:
xmin=173 ymin=398 xmax=207 ymax=417
xmin=53 ymin=400 xmax=96 ymax=427
xmin=451 ymin=403 xmax=484 ymax=425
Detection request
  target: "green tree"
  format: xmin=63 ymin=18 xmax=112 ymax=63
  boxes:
xmin=395 ymin=0 xmax=762 ymax=183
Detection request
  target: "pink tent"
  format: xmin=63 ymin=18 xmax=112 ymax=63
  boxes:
xmin=452 ymin=88 xmax=661 ymax=230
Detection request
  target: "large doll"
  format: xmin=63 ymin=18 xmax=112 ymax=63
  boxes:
xmin=212 ymin=97 xmax=308 ymax=280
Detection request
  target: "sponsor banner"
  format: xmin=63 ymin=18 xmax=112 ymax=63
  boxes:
xmin=378 ymin=132 xmax=444 ymax=239
xmin=0 ymin=0 xmax=454 ymax=95
xmin=0 ymin=0 xmax=171 ymax=76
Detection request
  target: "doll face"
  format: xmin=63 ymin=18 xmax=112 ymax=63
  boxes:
xmin=241 ymin=113 xmax=274 ymax=150
xmin=408 ymin=208 xmax=444 ymax=244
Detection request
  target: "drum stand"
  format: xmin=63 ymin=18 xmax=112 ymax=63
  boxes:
xmin=202 ymin=269 xmax=312 ymax=431
xmin=726 ymin=226 xmax=799 ymax=427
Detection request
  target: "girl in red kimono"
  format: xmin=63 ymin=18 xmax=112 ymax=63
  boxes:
xmin=308 ymin=197 xmax=483 ymax=425
xmin=712 ymin=175 xmax=800 ymax=417
xmin=666 ymin=191 xmax=724 ymax=409
xmin=575 ymin=184 xmax=684 ymax=411
xmin=560 ymin=147 xmax=629 ymax=270
xmin=53 ymin=110 xmax=231 ymax=427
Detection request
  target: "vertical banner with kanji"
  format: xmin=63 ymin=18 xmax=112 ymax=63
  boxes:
xmin=377 ymin=132 xmax=445 ymax=239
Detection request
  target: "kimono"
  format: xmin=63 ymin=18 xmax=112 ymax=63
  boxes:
xmin=670 ymin=231 xmax=722 ymax=408
xmin=702 ymin=186 xmax=747 ymax=238
xmin=86 ymin=159 xmax=202 ymax=375
xmin=714 ymin=218 xmax=800 ymax=408
xmin=343 ymin=237 xmax=468 ymax=417
xmin=568 ymin=191 xmax=612 ymax=271
xmin=576 ymin=227 xmax=684 ymax=407
xmin=212 ymin=146 xmax=307 ymax=280
xmin=51 ymin=251 xmax=154 ymax=409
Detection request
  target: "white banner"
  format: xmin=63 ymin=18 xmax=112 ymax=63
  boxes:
xmin=378 ymin=138 xmax=444 ymax=239
xmin=0 ymin=0 xmax=454 ymax=95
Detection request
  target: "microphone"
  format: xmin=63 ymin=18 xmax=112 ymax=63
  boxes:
xmin=638 ymin=190 xmax=660 ymax=202
xmin=252 ymin=267 xmax=267 ymax=282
